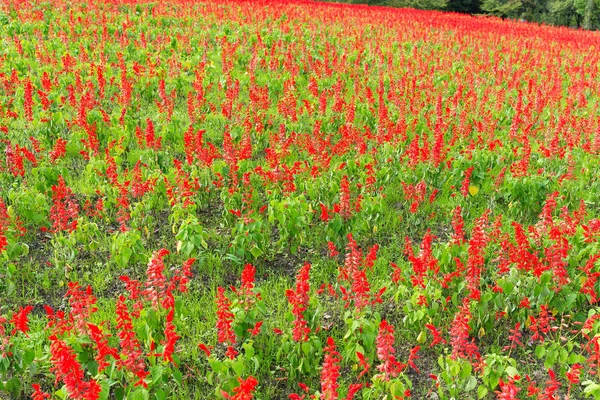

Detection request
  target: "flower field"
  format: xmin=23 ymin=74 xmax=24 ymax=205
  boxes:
xmin=1 ymin=0 xmax=600 ymax=398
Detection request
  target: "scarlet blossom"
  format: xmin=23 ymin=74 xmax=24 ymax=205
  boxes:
xmin=87 ymin=324 xmax=119 ymax=373
xmin=24 ymin=78 xmax=33 ymax=121
xmin=115 ymin=296 xmax=148 ymax=387
xmin=0 ymin=199 xmax=9 ymax=253
xmin=375 ymin=320 xmax=405 ymax=380
xmin=327 ymin=241 xmax=339 ymax=257
xmin=337 ymin=175 xmax=352 ymax=219
xmin=321 ymin=337 xmax=341 ymax=399
xmin=174 ymin=258 xmax=195 ymax=293
xmin=161 ymin=308 xmax=180 ymax=364
xmin=49 ymin=336 xmax=102 ymax=400
xmin=320 ymin=203 xmax=331 ymax=222
xmin=519 ymin=297 xmax=530 ymax=309
xmin=198 ymin=343 xmax=212 ymax=357
xmin=49 ymin=138 xmax=67 ymax=162
xmin=345 ymin=384 xmax=363 ymax=399
xmin=144 ymin=249 xmax=169 ymax=310
xmin=216 ymin=287 xmax=236 ymax=345
xmin=425 ymin=323 xmax=446 ymax=347
xmin=494 ymin=378 xmax=521 ymax=400
xmin=356 ymin=352 xmax=370 ymax=379
xmin=225 ymin=345 xmax=238 ymax=360
xmin=566 ymin=364 xmax=582 ymax=385
xmin=239 ymin=263 xmax=258 ymax=308
xmin=286 ymin=263 xmax=311 ymax=342
xmin=11 ymin=305 xmax=34 ymax=335
xmin=408 ymin=346 xmax=420 ymax=373
xmin=66 ymin=282 xmax=97 ymax=335
xmin=225 ymin=376 xmax=258 ymax=400
xmin=503 ymin=323 xmax=524 ymax=352
xmin=460 ymin=166 xmax=474 ymax=197
xmin=540 ymin=369 xmax=561 ymax=400
xmin=50 ymin=176 xmax=80 ymax=233
xmin=31 ymin=384 xmax=51 ymax=400
xmin=449 ymin=298 xmax=480 ymax=361
xmin=248 ymin=321 xmax=263 ymax=336
xmin=529 ymin=305 xmax=556 ymax=343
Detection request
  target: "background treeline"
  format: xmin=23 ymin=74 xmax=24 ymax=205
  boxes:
xmin=319 ymin=0 xmax=600 ymax=29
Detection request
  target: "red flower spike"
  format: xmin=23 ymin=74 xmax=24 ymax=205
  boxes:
xmin=10 ymin=305 xmax=34 ymax=336
xmin=321 ymin=337 xmax=341 ymax=399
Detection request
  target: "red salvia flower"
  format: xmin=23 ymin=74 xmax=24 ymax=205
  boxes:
xmin=566 ymin=364 xmax=582 ymax=385
xmin=161 ymin=308 xmax=179 ymax=365
xmin=216 ymin=287 xmax=236 ymax=345
xmin=174 ymin=258 xmax=195 ymax=293
xmin=225 ymin=345 xmax=238 ymax=360
xmin=425 ymin=323 xmax=447 ymax=347
xmin=0 ymin=199 xmax=9 ymax=253
xmin=225 ymin=376 xmax=258 ymax=400
xmin=119 ymin=276 xmax=143 ymax=317
xmin=529 ymin=305 xmax=556 ymax=343
xmin=494 ymin=378 xmax=521 ymax=400
xmin=144 ymin=249 xmax=169 ymax=310
xmin=24 ymin=78 xmax=33 ymax=121
xmin=327 ymin=241 xmax=339 ymax=257
xmin=115 ymin=296 xmax=148 ymax=387
xmin=239 ymin=263 xmax=258 ymax=309
xmin=345 ymin=384 xmax=363 ymax=399
xmin=449 ymin=298 xmax=480 ymax=361
xmin=321 ymin=337 xmax=341 ymax=400
xmin=503 ymin=322 xmax=524 ymax=352
xmin=540 ymin=369 xmax=561 ymax=400
xmin=11 ymin=305 xmax=34 ymax=335
xmin=50 ymin=176 xmax=80 ymax=233
xmin=451 ymin=206 xmax=465 ymax=245
xmin=198 ymin=343 xmax=212 ymax=357
xmin=356 ymin=352 xmax=370 ymax=379
xmin=286 ymin=263 xmax=311 ymax=342
xmin=66 ymin=282 xmax=98 ymax=336
xmin=49 ymin=336 xmax=102 ymax=400
xmin=375 ymin=320 xmax=405 ymax=381
xmin=466 ymin=212 xmax=489 ymax=301
xmin=337 ymin=175 xmax=352 ymax=219
xmin=49 ymin=138 xmax=67 ymax=162
xmin=87 ymin=324 xmax=119 ymax=373
xmin=31 ymin=384 xmax=51 ymax=400
xmin=248 ymin=321 xmax=263 ymax=336
xmin=320 ymin=203 xmax=331 ymax=222
xmin=460 ymin=166 xmax=474 ymax=197
xmin=408 ymin=346 xmax=420 ymax=373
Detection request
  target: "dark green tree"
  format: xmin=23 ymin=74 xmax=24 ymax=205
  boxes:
xmin=446 ymin=0 xmax=482 ymax=14
xmin=549 ymin=0 xmax=580 ymax=26
xmin=389 ymin=0 xmax=449 ymax=9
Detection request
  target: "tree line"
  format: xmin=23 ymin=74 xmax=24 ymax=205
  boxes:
xmin=319 ymin=0 xmax=600 ymax=29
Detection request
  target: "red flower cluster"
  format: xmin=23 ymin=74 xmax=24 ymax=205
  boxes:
xmin=49 ymin=336 xmax=102 ymax=400
xmin=49 ymin=175 xmax=79 ymax=233
xmin=286 ymin=263 xmax=311 ymax=342
xmin=375 ymin=320 xmax=406 ymax=380
xmin=321 ymin=337 xmax=341 ymax=399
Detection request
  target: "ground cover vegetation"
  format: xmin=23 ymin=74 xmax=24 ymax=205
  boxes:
xmin=1 ymin=0 xmax=600 ymax=398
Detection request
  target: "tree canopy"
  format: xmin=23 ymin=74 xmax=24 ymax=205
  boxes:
xmin=320 ymin=0 xmax=600 ymax=29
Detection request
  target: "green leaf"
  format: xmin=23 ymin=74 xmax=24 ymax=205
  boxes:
xmin=155 ymin=389 xmax=167 ymax=400
xmin=478 ymin=385 xmax=489 ymax=399
xmin=151 ymin=365 xmax=163 ymax=384
xmin=250 ymin=246 xmax=263 ymax=258
xmin=535 ymin=345 xmax=546 ymax=358
xmin=22 ymin=348 xmax=35 ymax=367
xmin=465 ymin=375 xmax=477 ymax=392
